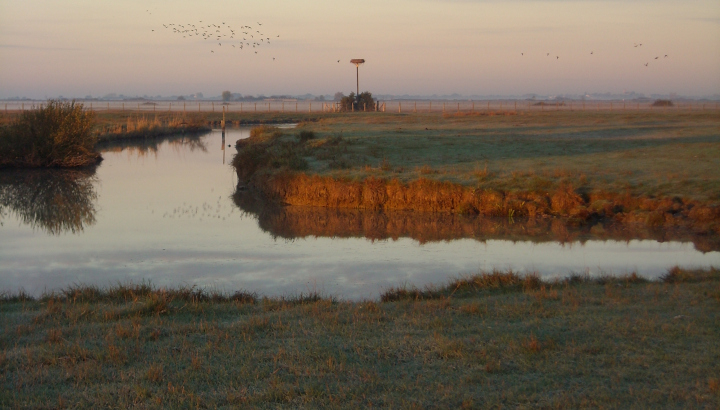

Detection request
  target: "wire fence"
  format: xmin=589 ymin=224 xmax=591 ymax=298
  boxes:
xmin=2 ymin=100 xmax=719 ymax=114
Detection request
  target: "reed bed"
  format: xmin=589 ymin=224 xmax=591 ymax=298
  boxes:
xmin=95 ymin=114 xmax=210 ymax=142
xmin=1 ymin=267 xmax=719 ymax=407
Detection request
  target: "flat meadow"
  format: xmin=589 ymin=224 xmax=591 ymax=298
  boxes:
xmin=1 ymin=269 xmax=719 ymax=408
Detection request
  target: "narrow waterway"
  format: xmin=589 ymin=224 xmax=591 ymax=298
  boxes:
xmin=1 ymin=128 xmax=717 ymax=300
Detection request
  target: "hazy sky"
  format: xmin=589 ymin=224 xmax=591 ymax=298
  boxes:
xmin=1 ymin=0 xmax=719 ymax=98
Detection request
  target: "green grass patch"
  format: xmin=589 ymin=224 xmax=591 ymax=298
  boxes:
xmin=2 ymin=267 xmax=719 ymax=407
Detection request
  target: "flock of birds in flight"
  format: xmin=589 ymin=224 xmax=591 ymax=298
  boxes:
xmin=148 ymin=10 xmax=279 ymax=60
xmin=147 ymin=11 xmax=669 ymax=68
xmin=520 ymin=43 xmax=668 ymax=68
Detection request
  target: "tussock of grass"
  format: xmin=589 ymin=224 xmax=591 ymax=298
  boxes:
xmin=661 ymin=266 xmax=720 ymax=283
xmin=0 ymin=100 xmax=100 ymax=168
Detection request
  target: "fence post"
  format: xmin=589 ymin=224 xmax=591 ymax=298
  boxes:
xmin=414 ymin=101 xmax=417 ymax=113
xmin=122 ymin=103 xmax=124 ymax=111
xmin=457 ymin=102 xmax=460 ymax=112
xmin=309 ymin=102 xmax=312 ymax=113
xmin=514 ymin=101 xmax=517 ymax=111
xmin=90 ymin=102 xmax=93 ymax=112
xmin=472 ymin=101 xmax=475 ymax=111
xmin=240 ymin=102 xmax=242 ymax=113
xmin=169 ymin=103 xmax=171 ymax=112
xmin=107 ymin=102 xmax=110 ymax=111
xmin=255 ymin=103 xmax=257 ymax=112
xmin=268 ymin=103 xmax=270 ymax=112
xmin=398 ymin=102 xmax=401 ymax=113
xmin=487 ymin=101 xmax=490 ymax=110
xmin=212 ymin=102 xmax=215 ymax=112
xmin=282 ymin=102 xmax=284 ymax=113
xmin=443 ymin=102 xmax=445 ymax=113
xmin=199 ymin=102 xmax=201 ymax=112
xmin=295 ymin=102 xmax=298 ymax=112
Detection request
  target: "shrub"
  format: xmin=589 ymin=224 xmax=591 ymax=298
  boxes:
xmin=0 ymin=100 xmax=100 ymax=168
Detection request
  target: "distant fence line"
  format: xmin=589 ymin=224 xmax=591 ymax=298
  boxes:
xmin=3 ymin=100 xmax=719 ymax=114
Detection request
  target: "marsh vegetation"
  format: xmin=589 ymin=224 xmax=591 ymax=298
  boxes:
xmin=0 ymin=101 xmax=100 ymax=168
xmin=232 ymin=111 xmax=720 ymax=234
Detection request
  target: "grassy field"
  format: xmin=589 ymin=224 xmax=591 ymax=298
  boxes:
xmin=2 ymin=268 xmax=718 ymax=408
xmin=283 ymin=111 xmax=720 ymax=202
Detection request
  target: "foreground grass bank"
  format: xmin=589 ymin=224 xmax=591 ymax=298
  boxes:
xmin=2 ymin=268 xmax=719 ymax=407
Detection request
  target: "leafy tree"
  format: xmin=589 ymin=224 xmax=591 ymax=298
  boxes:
xmin=334 ymin=92 xmax=345 ymax=101
xmin=339 ymin=92 xmax=375 ymax=111
xmin=221 ymin=91 xmax=232 ymax=102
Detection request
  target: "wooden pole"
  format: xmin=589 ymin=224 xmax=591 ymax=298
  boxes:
xmin=472 ymin=101 xmax=475 ymax=111
xmin=443 ymin=102 xmax=445 ymax=113
xmin=107 ymin=102 xmax=110 ymax=111
xmin=309 ymin=102 xmax=312 ymax=113
xmin=295 ymin=102 xmax=298 ymax=112
xmin=212 ymin=102 xmax=215 ymax=112
xmin=268 ymin=102 xmax=270 ymax=112
xmin=398 ymin=102 xmax=401 ymax=113
xmin=169 ymin=103 xmax=171 ymax=112
xmin=254 ymin=103 xmax=257 ymax=112
xmin=457 ymin=102 xmax=460 ymax=113
xmin=282 ymin=102 xmax=284 ymax=113
xmin=414 ymin=101 xmax=417 ymax=113
xmin=429 ymin=101 xmax=432 ymax=112
xmin=122 ymin=102 xmax=124 ymax=111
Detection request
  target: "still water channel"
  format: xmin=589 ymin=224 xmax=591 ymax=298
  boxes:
xmin=1 ymin=128 xmax=718 ymax=300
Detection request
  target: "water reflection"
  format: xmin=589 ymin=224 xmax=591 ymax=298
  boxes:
xmin=0 ymin=168 xmax=98 ymax=235
xmin=97 ymin=133 xmax=209 ymax=156
xmin=233 ymin=190 xmax=720 ymax=253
